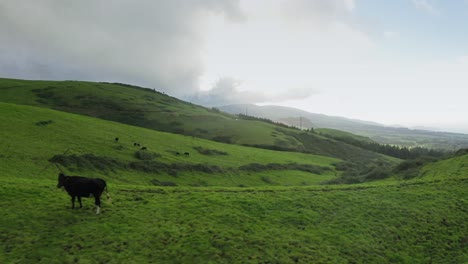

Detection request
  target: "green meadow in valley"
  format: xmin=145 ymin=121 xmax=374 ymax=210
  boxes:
xmin=0 ymin=78 xmax=467 ymax=263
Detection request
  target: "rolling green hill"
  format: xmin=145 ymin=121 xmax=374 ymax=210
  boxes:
xmin=0 ymin=89 xmax=467 ymax=262
xmin=0 ymin=78 xmax=396 ymax=169
xmin=1 ymin=147 xmax=466 ymax=263
xmin=418 ymin=152 xmax=468 ymax=180
xmin=0 ymin=102 xmax=340 ymax=187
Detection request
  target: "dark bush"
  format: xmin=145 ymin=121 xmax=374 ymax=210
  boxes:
xmin=261 ymin=176 xmax=274 ymax=184
xmin=134 ymin=150 xmax=161 ymax=160
xmin=455 ymin=148 xmax=468 ymax=157
xmin=363 ymin=166 xmax=391 ymax=180
xmin=212 ymin=136 xmax=233 ymax=144
xmin=394 ymin=157 xmax=438 ymax=172
xmin=168 ymin=169 xmax=178 ymax=177
xmin=239 ymin=163 xmax=329 ymax=174
xmin=151 ymin=179 xmax=177 ymax=186
xmin=128 ymin=161 xmax=224 ymax=174
xmin=35 ymin=120 xmax=54 ymax=126
xmin=49 ymin=154 xmax=125 ymax=172
xmin=193 ymin=146 xmax=228 ymax=156
xmin=190 ymin=180 xmax=209 ymax=187
xmin=332 ymin=162 xmax=354 ymax=171
xmin=325 ymin=161 xmax=394 ymax=184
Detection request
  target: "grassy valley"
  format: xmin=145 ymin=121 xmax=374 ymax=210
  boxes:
xmin=0 ymin=78 xmax=395 ymax=167
xmin=0 ymin=78 xmax=467 ymax=263
xmin=0 ymin=103 xmax=339 ymax=187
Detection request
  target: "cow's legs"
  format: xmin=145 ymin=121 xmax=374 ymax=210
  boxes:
xmin=94 ymin=194 xmax=101 ymax=214
xmin=77 ymin=196 xmax=83 ymax=208
xmin=71 ymin=196 xmax=76 ymax=209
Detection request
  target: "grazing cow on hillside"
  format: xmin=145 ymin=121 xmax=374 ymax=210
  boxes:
xmin=141 ymin=146 xmax=147 ymax=150
xmin=115 ymin=137 xmax=119 ymax=142
xmin=57 ymin=173 xmax=111 ymax=214
xmin=184 ymin=152 xmax=190 ymax=156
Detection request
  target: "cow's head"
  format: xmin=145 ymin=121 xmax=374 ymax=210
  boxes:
xmin=57 ymin=173 xmax=66 ymax=188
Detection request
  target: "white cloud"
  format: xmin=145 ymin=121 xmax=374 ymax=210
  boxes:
xmin=343 ymin=0 xmax=356 ymax=11
xmin=383 ymin=31 xmax=400 ymax=39
xmin=457 ymin=56 xmax=468 ymax=64
xmin=199 ymin=0 xmax=373 ymax=106
xmin=412 ymin=0 xmax=439 ymax=14
xmin=190 ymin=77 xmax=318 ymax=106
xmin=0 ymin=0 xmax=244 ymax=95
xmin=278 ymin=0 xmax=356 ymax=27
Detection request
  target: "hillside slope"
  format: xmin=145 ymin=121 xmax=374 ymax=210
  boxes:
xmin=0 ymin=93 xmax=466 ymax=263
xmin=0 ymin=78 xmax=395 ymax=168
xmin=219 ymin=104 xmax=468 ymax=150
xmin=0 ymin=102 xmax=341 ymax=187
xmin=418 ymin=153 xmax=468 ymax=180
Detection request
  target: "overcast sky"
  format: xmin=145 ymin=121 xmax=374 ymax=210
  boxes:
xmin=1 ymin=0 xmax=467 ymax=133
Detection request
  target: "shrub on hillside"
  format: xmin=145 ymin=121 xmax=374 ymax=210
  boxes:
xmin=151 ymin=179 xmax=177 ymax=186
xmin=261 ymin=176 xmax=274 ymax=184
xmin=455 ymin=148 xmax=468 ymax=157
xmin=193 ymin=146 xmax=228 ymax=156
xmin=35 ymin=120 xmax=54 ymax=126
xmin=394 ymin=157 xmax=438 ymax=172
xmin=212 ymin=136 xmax=233 ymax=144
xmin=325 ymin=161 xmax=394 ymax=184
xmin=363 ymin=166 xmax=391 ymax=180
xmin=393 ymin=156 xmax=439 ymax=180
xmin=239 ymin=163 xmax=329 ymax=174
xmin=49 ymin=154 xmax=125 ymax=172
xmin=128 ymin=160 xmax=224 ymax=174
xmin=134 ymin=150 xmax=161 ymax=160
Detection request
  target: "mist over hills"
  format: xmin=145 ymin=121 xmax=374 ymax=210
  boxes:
xmin=219 ymin=104 xmax=468 ymax=150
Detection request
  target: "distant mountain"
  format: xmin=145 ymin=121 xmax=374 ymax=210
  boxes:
xmin=218 ymin=104 xmax=468 ymax=150
xmin=219 ymin=104 xmax=384 ymax=129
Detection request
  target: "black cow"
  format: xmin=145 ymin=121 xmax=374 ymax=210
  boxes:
xmin=115 ymin=137 xmax=119 ymax=142
xmin=57 ymin=173 xmax=111 ymax=214
xmin=184 ymin=152 xmax=190 ymax=156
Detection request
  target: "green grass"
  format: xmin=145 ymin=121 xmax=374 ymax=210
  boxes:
xmin=1 ymin=177 xmax=466 ymax=263
xmin=418 ymin=154 xmax=468 ymax=180
xmin=0 ymin=102 xmax=339 ymax=187
xmin=1 ymin=79 xmax=467 ymax=263
xmin=0 ymin=78 xmax=394 ymax=166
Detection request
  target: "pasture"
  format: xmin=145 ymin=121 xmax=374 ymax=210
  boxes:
xmin=1 ymin=177 xmax=466 ymax=263
xmin=0 ymin=78 xmax=394 ymax=166
xmin=0 ymin=102 xmax=339 ymax=187
xmin=0 ymin=85 xmax=466 ymax=263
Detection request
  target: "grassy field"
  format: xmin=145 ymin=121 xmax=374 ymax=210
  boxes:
xmin=0 ymin=103 xmax=467 ymax=263
xmin=419 ymin=153 xmax=468 ymax=180
xmin=0 ymin=102 xmax=339 ymax=187
xmin=1 ymin=176 xmax=466 ymax=263
xmin=1 ymin=79 xmax=467 ymax=263
xmin=0 ymin=78 xmax=394 ymax=166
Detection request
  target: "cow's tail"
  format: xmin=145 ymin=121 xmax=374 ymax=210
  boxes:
xmin=105 ymin=185 xmax=112 ymax=203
